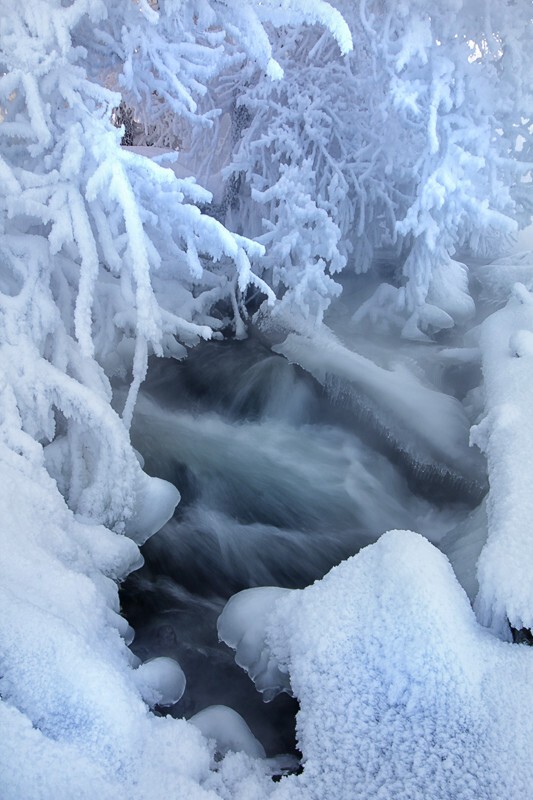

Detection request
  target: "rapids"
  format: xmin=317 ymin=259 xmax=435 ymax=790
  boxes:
xmin=120 ymin=325 xmax=486 ymax=758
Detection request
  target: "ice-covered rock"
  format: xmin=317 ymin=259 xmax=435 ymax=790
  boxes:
xmin=125 ymin=471 xmax=180 ymax=545
xmin=274 ymin=327 xmax=485 ymax=491
xmin=189 ymin=706 xmax=266 ymax=759
xmin=218 ymin=587 xmax=292 ymax=701
xmin=134 ymin=656 xmax=186 ymax=707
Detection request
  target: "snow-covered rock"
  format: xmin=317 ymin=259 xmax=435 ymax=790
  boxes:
xmin=134 ymin=656 xmax=186 ymax=707
xmin=260 ymin=531 xmax=533 ymax=799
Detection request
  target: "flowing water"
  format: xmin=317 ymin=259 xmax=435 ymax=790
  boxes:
xmin=120 ymin=325 xmax=487 ymax=757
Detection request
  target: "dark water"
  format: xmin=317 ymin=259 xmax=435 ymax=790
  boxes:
xmin=120 ymin=331 xmax=486 ymax=757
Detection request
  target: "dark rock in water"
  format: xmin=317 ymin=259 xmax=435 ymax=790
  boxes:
xmin=511 ymin=626 xmax=533 ymax=646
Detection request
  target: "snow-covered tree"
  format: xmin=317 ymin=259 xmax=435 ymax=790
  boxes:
xmin=0 ymin=0 xmax=349 ymax=530
xmin=2 ymin=2 xmax=533 ymax=796
xmin=216 ymin=0 xmax=533 ymax=335
xmin=0 ymin=1 xmax=351 ymax=790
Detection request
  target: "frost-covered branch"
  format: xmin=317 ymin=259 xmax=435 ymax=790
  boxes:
xmin=0 ymin=0 xmax=286 ymax=528
xmin=220 ymin=0 xmax=532 ymax=333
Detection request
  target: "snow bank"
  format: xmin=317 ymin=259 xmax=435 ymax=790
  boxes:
xmin=0 ymin=443 xmax=231 ymax=799
xmin=471 ymin=281 xmax=533 ymax=635
xmin=248 ymin=531 xmax=533 ymax=800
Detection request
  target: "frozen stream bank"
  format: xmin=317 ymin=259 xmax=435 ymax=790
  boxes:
xmin=121 ymin=323 xmax=488 ymax=757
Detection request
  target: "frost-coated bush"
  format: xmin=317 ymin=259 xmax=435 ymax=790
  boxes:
xmin=223 ymin=0 xmax=532 ymax=334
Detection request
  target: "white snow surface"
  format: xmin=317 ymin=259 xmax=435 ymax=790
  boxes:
xmin=0 ymin=444 xmax=226 ymax=799
xmin=471 ymin=279 xmax=533 ymax=634
xmin=258 ymin=531 xmax=533 ymax=800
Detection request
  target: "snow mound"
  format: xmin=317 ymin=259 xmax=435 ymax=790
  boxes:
xmin=0 ymin=444 xmax=253 ymax=799
xmin=260 ymin=531 xmax=533 ymax=800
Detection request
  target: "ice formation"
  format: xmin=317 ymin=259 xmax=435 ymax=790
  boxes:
xmin=125 ymin=471 xmax=181 ymax=546
xmin=189 ymin=705 xmax=266 ymax=759
xmin=218 ymin=588 xmax=292 ymax=700
xmin=134 ymin=656 xmax=186 ymax=707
